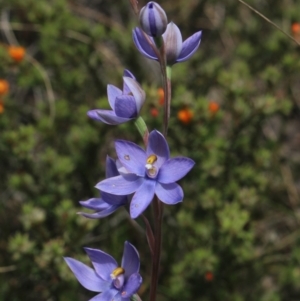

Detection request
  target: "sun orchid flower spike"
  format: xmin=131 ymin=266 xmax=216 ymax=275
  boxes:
xmin=97 ymin=130 xmax=195 ymax=219
xmin=133 ymin=22 xmax=202 ymax=65
xmin=64 ymin=241 xmax=142 ymax=301
xmin=139 ymin=2 xmax=168 ymax=37
xmin=79 ymin=156 xmax=129 ymax=219
xmin=88 ymin=70 xmax=146 ymax=125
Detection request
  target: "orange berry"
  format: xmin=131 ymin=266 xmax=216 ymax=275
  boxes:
xmin=291 ymin=23 xmax=300 ymax=34
xmin=8 ymin=46 xmax=26 ymax=62
xmin=177 ymin=108 xmax=193 ymax=124
xmin=208 ymin=102 xmax=219 ymax=113
xmin=150 ymin=107 xmax=159 ymax=117
xmin=204 ymin=271 xmax=214 ymax=282
xmin=0 ymin=80 xmax=9 ymax=95
xmin=157 ymin=88 xmax=164 ymax=105
xmin=0 ymin=100 xmax=4 ymax=114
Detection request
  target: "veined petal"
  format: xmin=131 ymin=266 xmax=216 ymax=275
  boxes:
xmin=89 ymin=289 xmax=119 ymax=301
xmin=64 ymin=257 xmax=108 ymax=292
xmin=79 ymin=198 xmax=110 ymax=210
xmin=146 ymin=130 xmax=170 ymax=168
xmin=106 ymin=156 xmax=119 ymax=178
xmin=123 ymin=77 xmax=146 ymax=113
xmin=107 ymin=85 xmax=122 ymax=109
xmin=114 ymin=95 xmax=137 ymax=118
xmin=121 ymin=273 xmax=143 ymax=298
xmin=163 ymin=22 xmax=183 ymax=64
xmin=123 ymin=70 xmax=136 ymax=94
xmin=132 ymin=28 xmax=159 ymax=61
xmin=84 ymin=248 xmax=117 ymax=281
xmin=130 ymin=178 xmax=156 ymax=218
xmin=157 ymin=157 xmax=195 ymax=183
xmin=155 ymin=182 xmax=183 ymax=204
xmin=78 ymin=204 xmax=121 ymax=219
xmin=87 ymin=110 xmax=131 ymax=125
xmin=177 ymin=31 xmax=202 ymax=62
xmin=115 ymin=140 xmax=146 ymax=176
xmin=97 ymin=175 xmax=143 ymax=195
xmin=121 ymin=242 xmax=140 ymax=279
xmin=139 ymin=2 xmax=168 ymax=37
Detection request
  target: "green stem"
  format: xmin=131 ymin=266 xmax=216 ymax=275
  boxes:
xmin=134 ymin=116 xmax=149 ymax=146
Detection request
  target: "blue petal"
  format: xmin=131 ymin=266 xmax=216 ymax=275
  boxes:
xmin=132 ymin=28 xmax=158 ymax=61
xmin=157 ymin=157 xmax=195 ymax=184
xmin=78 ymin=204 xmax=121 ymax=219
xmin=101 ymin=191 xmax=128 ymax=206
xmin=121 ymin=242 xmax=140 ymax=279
xmin=115 ymin=140 xmax=146 ymax=176
xmin=155 ymin=182 xmax=183 ymax=204
xmin=107 ymin=85 xmax=122 ymax=109
xmin=84 ymin=248 xmax=117 ymax=281
xmin=114 ymin=95 xmax=137 ymax=118
xmin=123 ymin=70 xmax=136 ymax=94
xmin=79 ymin=198 xmax=110 ymax=210
xmin=123 ymin=69 xmax=135 ymax=79
xmin=97 ymin=175 xmax=144 ymax=195
xmin=130 ymin=178 xmax=156 ymax=218
xmin=123 ymin=77 xmax=146 ymax=113
xmin=88 ymin=289 xmax=120 ymax=301
xmin=176 ymin=31 xmax=202 ymax=62
xmin=106 ymin=156 xmax=119 ymax=178
xmin=64 ymin=257 xmax=108 ymax=292
xmin=146 ymin=130 xmax=170 ymax=169
xmin=121 ymin=273 xmax=143 ymax=298
xmin=116 ymin=159 xmax=130 ymax=175
xmin=87 ymin=110 xmax=131 ymax=125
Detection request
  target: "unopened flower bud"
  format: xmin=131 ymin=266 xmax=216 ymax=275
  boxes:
xmin=139 ymin=2 xmax=168 ymax=37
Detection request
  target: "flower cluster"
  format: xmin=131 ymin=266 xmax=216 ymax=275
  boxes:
xmin=65 ymin=2 xmax=201 ymax=300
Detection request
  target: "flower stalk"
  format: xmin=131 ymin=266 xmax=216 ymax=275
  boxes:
xmin=149 ymin=196 xmax=164 ymax=301
xmin=65 ymin=3 xmax=201 ymax=301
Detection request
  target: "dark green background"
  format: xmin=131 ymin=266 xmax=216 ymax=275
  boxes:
xmin=1 ymin=0 xmax=300 ymax=300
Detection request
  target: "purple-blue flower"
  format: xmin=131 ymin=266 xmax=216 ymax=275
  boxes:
xmin=64 ymin=241 xmax=142 ymax=301
xmin=88 ymin=70 xmax=146 ymax=125
xmin=97 ymin=130 xmax=195 ymax=218
xmin=133 ymin=22 xmax=202 ymax=65
xmin=79 ymin=156 xmax=129 ymax=219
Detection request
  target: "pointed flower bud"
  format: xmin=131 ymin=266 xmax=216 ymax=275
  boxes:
xmin=139 ymin=2 xmax=168 ymax=37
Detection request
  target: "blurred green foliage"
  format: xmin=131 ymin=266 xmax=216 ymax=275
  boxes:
xmin=1 ymin=0 xmax=300 ymax=300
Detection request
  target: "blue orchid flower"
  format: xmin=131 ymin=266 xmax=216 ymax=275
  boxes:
xmin=88 ymin=70 xmax=146 ymax=125
xmin=133 ymin=22 xmax=202 ymax=65
xmin=64 ymin=241 xmax=142 ymax=301
xmin=97 ymin=130 xmax=195 ymax=218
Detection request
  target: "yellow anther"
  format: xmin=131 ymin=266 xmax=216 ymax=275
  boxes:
xmin=146 ymin=154 xmax=157 ymax=165
xmin=111 ymin=267 xmax=125 ymax=279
